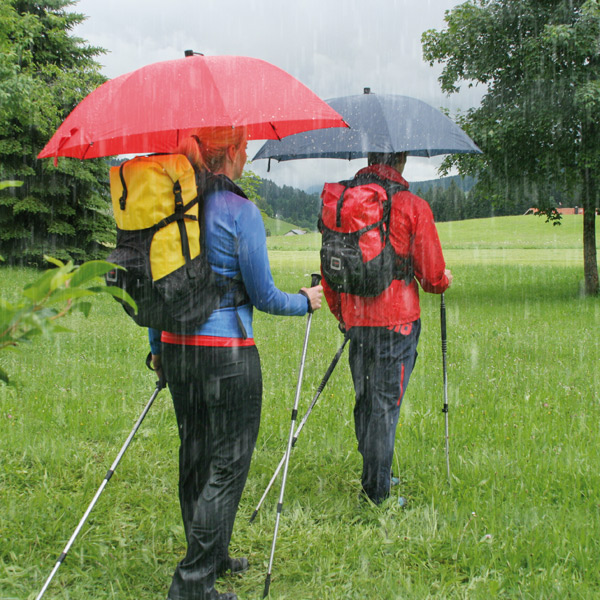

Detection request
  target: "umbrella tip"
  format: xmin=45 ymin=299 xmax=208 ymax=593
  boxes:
xmin=184 ymin=49 xmax=204 ymax=57
xmin=364 ymin=87 xmax=371 ymax=94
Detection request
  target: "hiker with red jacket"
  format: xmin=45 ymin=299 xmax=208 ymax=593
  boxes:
xmin=321 ymin=151 xmax=452 ymax=505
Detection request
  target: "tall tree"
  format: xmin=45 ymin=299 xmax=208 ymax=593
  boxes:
xmin=423 ymin=0 xmax=600 ymax=294
xmin=0 ymin=0 xmax=113 ymax=265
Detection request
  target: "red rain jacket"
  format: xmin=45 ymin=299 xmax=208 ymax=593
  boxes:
xmin=322 ymin=164 xmax=450 ymax=328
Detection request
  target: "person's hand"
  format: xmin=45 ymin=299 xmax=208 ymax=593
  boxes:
xmin=300 ymin=284 xmax=323 ymax=312
xmin=445 ymin=269 xmax=453 ymax=287
xmin=151 ymin=353 xmax=165 ymax=386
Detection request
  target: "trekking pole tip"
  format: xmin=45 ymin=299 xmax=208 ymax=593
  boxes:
xmin=263 ymin=574 xmax=272 ymax=598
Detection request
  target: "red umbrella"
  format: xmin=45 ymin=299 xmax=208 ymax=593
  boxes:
xmin=38 ymin=53 xmax=347 ymax=162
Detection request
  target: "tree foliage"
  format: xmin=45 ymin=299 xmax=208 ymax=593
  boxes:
xmin=415 ymin=178 xmax=496 ymax=222
xmin=423 ymin=0 xmax=600 ymax=294
xmin=0 ymin=0 xmax=114 ymax=265
xmin=257 ymin=178 xmax=320 ymax=230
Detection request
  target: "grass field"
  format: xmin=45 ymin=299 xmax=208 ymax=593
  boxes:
xmin=1 ymin=214 xmax=599 ymax=599
xmin=262 ymin=215 xmax=302 ymax=237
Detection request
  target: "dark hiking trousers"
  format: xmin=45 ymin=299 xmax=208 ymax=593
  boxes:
xmin=162 ymin=343 xmax=262 ymax=600
xmin=348 ymin=322 xmax=420 ymax=505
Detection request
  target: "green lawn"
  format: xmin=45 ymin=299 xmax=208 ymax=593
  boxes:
xmin=268 ymin=211 xmax=598 ymax=250
xmin=263 ymin=214 xmax=302 ymax=237
xmin=1 ymin=215 xmax=599 ymax=599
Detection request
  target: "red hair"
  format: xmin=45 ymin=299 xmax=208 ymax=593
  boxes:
xmin=176 ymin=126 xmax=247 ymax=172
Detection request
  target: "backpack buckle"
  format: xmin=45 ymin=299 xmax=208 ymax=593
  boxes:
xmin=173 ymin=180 xmax=184 ymax=212
xmin=106 ymin=268 xmax=119 ymax=283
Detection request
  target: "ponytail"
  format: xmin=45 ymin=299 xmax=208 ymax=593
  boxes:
xmin=177 ymin=126 xmax=247 ymax=173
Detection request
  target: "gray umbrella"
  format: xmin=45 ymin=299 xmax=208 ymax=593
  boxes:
xmin=253 ymin=88 xmax=481 ymax=164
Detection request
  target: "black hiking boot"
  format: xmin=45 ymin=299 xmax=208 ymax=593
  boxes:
xmin=217 ymin=556 xmax=249 ymax=577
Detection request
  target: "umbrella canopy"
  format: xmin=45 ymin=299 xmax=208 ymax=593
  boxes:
xmin=252 ymin=89 xmax=481 ymax=163
xmin=38 ymin=54 xmax=348 ymax=162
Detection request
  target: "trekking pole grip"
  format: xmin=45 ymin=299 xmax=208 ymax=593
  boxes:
xmin=300 ymin=273 xmax=322 ymax=313
xmin=440 ymin=293 xmax=447 ymax=352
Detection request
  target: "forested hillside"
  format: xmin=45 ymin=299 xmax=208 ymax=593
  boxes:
xmin=256 ymin=179 xmax=320 ymax=230
xmin=256 ymin=175 xmax=497 ymax=229
xmin=412 ymin=176 xmax=495 ymax=222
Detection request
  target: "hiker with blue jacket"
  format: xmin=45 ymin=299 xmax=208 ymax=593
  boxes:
xmin=321 ymin=151 xmax=452 ymax=506
xmin=149 ymin=126 xmax=322 ymax=600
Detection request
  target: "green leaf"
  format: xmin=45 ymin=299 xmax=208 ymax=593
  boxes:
xmin=90 ymin=285 xmax=137 ymax=312
xmin=15 ymin=329 xmax=40 ymax=343
xmin=0 ymin=365 xmax=9 ymax=384
xmin=49 ymin=325 xmax=74 ymax=334
xmin=46 ymin=288 xmax=95 ymax=305
xmin=75 ymin=302 xmax=92 ymax=318
xmin=44 ymin=255 xmax=65 ymax=268
xmin=0 ymin=297 xmax=17 ymax=312
xmin=49 ymin=269 xmax=74 ymax=292
xmin=69 ymin=260 xmax=119 ymax=287
xmin=0 ymin=180 xmax=23 ymax=191
xmin=22 ymin=270 xmax=56 ymax=302
xmin=21 ymin=261 xmax=75 ymax=301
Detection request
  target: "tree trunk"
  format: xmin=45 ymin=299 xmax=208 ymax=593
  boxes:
xmin=582 ymin=168 xmax=599 ymax=296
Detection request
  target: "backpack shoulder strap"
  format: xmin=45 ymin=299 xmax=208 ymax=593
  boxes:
xmin=348 ymin=172 xmax=408 ymax=199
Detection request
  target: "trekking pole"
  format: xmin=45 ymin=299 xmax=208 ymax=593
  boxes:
xmin=263 ymin=273 xmax=321 ymax=598
xmin=250 ymin=332 xmax=349 ymax=524
xmin=35 ymin=378 xmax=166 ymax=600
xmin=441 ymin=293 xmax=450 ymax=484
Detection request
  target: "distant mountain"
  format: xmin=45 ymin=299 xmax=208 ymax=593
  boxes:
xmin=411 ymin=175 xmax=476 ymax=194
xmin=305 ymin=184 xmax=325 ymax=195
xmin=306 ymin=175 xmax=476 ymax=195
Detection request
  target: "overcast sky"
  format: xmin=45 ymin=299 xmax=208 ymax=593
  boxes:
xmin=71 ymin=0 xmax=483 ymax=190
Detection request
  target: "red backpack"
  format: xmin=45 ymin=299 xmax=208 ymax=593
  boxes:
xmin=318 ymin=173 xmax=413 ymax=297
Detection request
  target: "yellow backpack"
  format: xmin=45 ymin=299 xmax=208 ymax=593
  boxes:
xmin=105 ymin=154 xmax=224 ymax=332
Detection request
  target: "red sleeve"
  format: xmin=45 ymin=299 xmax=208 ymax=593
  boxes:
xmin=390 ymin=193 xmax=449 ymax=294
xmin=321 ymin=269 xmax=343 ymax=322
xmin=411 ymin=199 xmax=449 ymax=293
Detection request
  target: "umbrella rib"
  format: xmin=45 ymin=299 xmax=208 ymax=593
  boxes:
xmin=269 ymin=123 xmax=282 ymax=141
xmin=80 ymin=144 xmax=92 ymax=160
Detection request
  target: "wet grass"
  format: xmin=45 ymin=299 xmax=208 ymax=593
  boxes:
xmin=268 ymin=213 xmax=599 ymax=259
xmin=262 ymin=215 xmax=299 ymax=237
xmin=1 ymin=217 xmax=600 ymax=599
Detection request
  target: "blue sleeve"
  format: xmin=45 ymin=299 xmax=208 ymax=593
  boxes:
xmin=148 ymin=328 xmax=162 ymax=355
xmin=236 ymin=202 xmax=309 ymax=316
